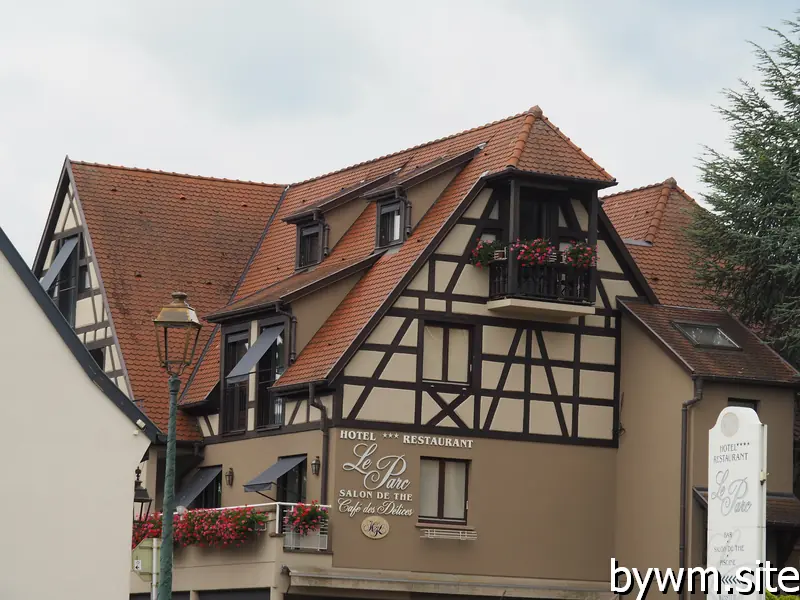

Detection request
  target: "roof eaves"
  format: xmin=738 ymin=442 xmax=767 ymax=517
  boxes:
xmin=363 ymin=144 xmax=487 ymax=200
xmin=487 ymin=166 xmax=618 ymax=189
xmin=284 ymin=169 xmax=403 ymax=224
xmin=0 ymin=225 xmax=162 ymax=443
xmin=32 ymin=155 xmax=72 ymax=276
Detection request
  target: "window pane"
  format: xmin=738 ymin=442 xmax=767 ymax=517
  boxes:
xmin=300 ymin=228 xmax=320 ymax=266
xmin=423 ymin=326 xmax=444 ymax=380
xmin=419 ymin=460 xmax=440 ymax=518
xmin=442 ymin=461 xmax=467 ymax=520
xmin=676 ymin=323 xmax=738 ymax=348
xmin=480 ymin=232 xmax=496 ymax=242
xmin=447 ymin=328 xmax=470 ymax=383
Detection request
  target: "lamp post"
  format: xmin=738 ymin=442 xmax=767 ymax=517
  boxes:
xmin=153 ymin=292 xmax=202 ymax=600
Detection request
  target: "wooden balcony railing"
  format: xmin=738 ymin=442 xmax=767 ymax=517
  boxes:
xmin=489 ymin=259 xmax=592 ymax=304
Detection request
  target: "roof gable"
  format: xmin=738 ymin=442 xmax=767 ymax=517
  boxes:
xmin=0 ymin=225 xmax=161 ymax=442
xmin=66 ymin=161 xmax=285 ymax=439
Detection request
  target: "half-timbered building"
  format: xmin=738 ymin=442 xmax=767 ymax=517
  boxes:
xmin=25 ymin=105 xmax=800 ymax=599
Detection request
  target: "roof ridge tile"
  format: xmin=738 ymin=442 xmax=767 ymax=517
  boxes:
xmin=69 ymin=160 xmax=286 ymax=187
xmin=644 ymin=181 xmax=672 ymax=243
xmin=506 ymin=108 xmax=538 ymax=168
xmin=287 ymin=112 xmax=526 ymax=187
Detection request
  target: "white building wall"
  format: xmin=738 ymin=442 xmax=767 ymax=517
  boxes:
xmin=0 ymin=250 xmax=150 ymax=600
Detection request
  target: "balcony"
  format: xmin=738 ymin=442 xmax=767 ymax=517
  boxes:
xmin=486 ymin=255 xmax=596 ymax=319
xmin=130 ymin=502 xmax=332 ymax=596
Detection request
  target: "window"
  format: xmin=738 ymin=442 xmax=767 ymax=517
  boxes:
xmin=673 ymin=322 xmax=740 ymax=349
xmin=89 ymin=347 xmax=105 ymax=369
xmin=298 ymin=223 xmax=322 ymax=268
xmin=52 ymin=236 xmax=79 ymax=325
xmin=377 ymin=200 xmax=404 ymax=247
xmin=519 ymin=187 xmax=559 ymax=241
xmin=191 ymin=472 xmax=222 ymax=509
xmin=277 ymin=456 xmax=306 ymax=503
xmin=422 ymin=323 xmax=471 ymax=384
xmin=729 ymin=398 xmax=759 ymax=413
xmin=256 ymin=324 xmax=285 ymax=428
xmin=419 ymin=458 xmax=469 ymax=523
xmin=221 ymin=331 xmax=249 ymax=434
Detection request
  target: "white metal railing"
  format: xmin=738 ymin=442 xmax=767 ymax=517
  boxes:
xmin=274 ymin=501 xmax=330 ymax=551
xmin=419 ymin=526 xmax=477 ymax=541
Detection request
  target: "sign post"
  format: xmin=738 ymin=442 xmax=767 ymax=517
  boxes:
xmin=707 ymin=406 xmax=767 ymax=600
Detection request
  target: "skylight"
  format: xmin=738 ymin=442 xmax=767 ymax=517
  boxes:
xmin=673 ymin=322 xmax=740 ymax=349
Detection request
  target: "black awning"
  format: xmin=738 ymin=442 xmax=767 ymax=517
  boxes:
xmin=226 ymin=324 xmax=284 ymax=383
xmin=244 ymin=455 xmax=306 ymax=493
xmin=175 ymin=466 xmax=221 ymax=509
xmin=694 ymin=487 xmax=800 ymax=528
xmin=39 ymin=236 xmax=79 ymax=292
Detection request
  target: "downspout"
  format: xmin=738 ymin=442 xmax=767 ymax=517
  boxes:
xmin=679 ymin=376 xmax=704 ymax=600
xmin=309 ymin=382 xmax=330 ymax=505
xmin=323 ymin=222 xmax=331 ymax=257
xmin=274 ymin=302 xmax=297 ymax=364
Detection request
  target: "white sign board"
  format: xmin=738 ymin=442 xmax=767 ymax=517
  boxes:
xmin=707 ymin=406 xmax=767 ymax=600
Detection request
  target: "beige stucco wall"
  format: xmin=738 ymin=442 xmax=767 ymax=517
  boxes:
xmin=326 ymin=200 xmax=369 ymax=251
xmin=615 ymin=316 xmax=693 ymax=598
xmin=328 ymin=428 xmax=616 ymax=581
xmin=407 ymin=167 xmax=460 ymax=229
xmin=292 ymin=273 xmax=363 ymax=355
xmin=200 ymin=430 xmax=323 ymax=508
xmin=0 ymin=250 xmax=150 ymax=600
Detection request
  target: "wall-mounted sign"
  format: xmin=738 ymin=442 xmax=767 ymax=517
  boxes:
xmin=361 ymin=516 xmax=390 ymax=539
xmin=706 ymin=407 xmax=766 ymax=599
xmin=337 ymin=429 xmax=474 ymax=521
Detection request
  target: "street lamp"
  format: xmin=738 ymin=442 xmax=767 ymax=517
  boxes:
xmin=153 ymin=291 xmax=202 ymax=600
xmin=133 ymin=466 xmax=153 ymax=522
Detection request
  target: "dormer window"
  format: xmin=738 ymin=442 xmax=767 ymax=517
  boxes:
xmin=297 ymin=222 xmax=323 ymax=269
xmin=377 ymin=199 xmax=406 ymax=249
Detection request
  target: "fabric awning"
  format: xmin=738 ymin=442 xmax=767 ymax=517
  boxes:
xmin=40 ymin=236 xmax=79 ymax=292
xmin=226 ymin=324 xmax=284 ymax=383
xmin=175 ymin=466 xmax=222 ymax=509
xmin=694 ymin=487 xmax=800 ymax=528
xmin=244 ymin=455 xmax=306 ymax=493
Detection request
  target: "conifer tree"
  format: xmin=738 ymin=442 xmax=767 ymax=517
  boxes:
xmin=689 ymin=14 xmax=800 ymax=367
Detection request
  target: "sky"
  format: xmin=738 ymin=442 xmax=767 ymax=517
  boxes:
xmin=1 ymin=0 xmax=797 ymax=263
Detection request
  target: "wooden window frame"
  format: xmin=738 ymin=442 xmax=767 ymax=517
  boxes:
xmin=376 ymin=199 xmax=405 ymax=249
xmin=418 ymin=457 xmax=470 ymax=524
xmin=421 ymin=321 xmax=473 ymax=386
xmin=220 ymin=324 xmax=251 ymax=436
xmin=296 ymin=221 xmax=323 ymax=269
xmin=255 ymin=316 xmax=289 ymax=430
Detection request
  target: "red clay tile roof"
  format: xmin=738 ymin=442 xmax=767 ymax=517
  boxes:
xmin=272 ymin=105 xmax=614 ymax=388
xmin=603 ymin=179 xmax=716 ymax=309
xmin=509 ymin=106 xmax=615 ymax=182
xmin=205 ymin=253 xmax=381 ymax=321
xmin=70 ymin=161 xmax=285 ymax=439
xmin=143 ymin=105 xmax=619 ymax=406
xmin=620 ymin=300 xmax=799 ymax=385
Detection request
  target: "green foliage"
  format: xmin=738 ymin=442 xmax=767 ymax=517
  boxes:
xmin=688 ymin=13 xmax=800 ymax=367
xmin=767 ymin=591 xmax=800 ymax=600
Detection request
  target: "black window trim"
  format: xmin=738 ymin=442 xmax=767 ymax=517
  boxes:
xmin=418 ymin=456 xmax=470 ymax=525
xmin=376 ymin=198 xmax=406 ymax=249
xmin=296 ymin=220 xmax=324 ymax=269
xmin=421 ymin=320 xmax=474 ymax=387
xmin=220 ymin=323 xmax=251 ymax=436
xmin=672 ymin=321 xmax=741 ymax=351
xmin=729 ymin=398 xmax=760 ymax=413
xmin=255 ymin=315 xmax=289 ymax=430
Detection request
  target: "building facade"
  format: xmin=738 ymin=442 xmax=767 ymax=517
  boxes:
xmin=0 ymin=227 xmax=159 ymax=600
xmin=27 ymin=106 xmax=800 ymax=599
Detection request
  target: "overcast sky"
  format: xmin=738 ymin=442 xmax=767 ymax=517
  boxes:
xmin=1 ymin=1 xmax=796 ymax=263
